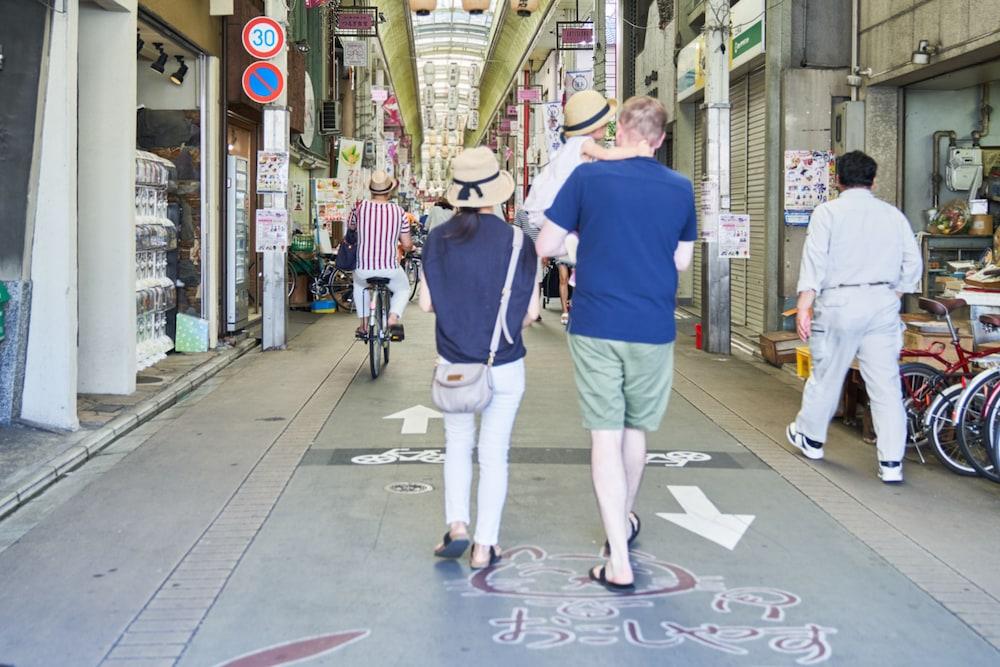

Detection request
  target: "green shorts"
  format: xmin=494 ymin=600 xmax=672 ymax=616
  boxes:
xmin=567 ymin=334 xmax=675 ymax=432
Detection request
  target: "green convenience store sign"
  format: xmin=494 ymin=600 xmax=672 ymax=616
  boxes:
xmin=733 ymin=20 xmax=763 ymax=60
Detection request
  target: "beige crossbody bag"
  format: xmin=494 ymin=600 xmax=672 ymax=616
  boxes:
xmin=431 ymin=228 xmax=524 ymax=414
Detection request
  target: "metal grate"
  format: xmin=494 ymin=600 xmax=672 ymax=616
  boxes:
xmin=385 ymin=482 xmax=434 ymax=495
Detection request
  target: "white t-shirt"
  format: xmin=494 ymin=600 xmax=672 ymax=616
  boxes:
xmin=522 ymin=135 xmax=592 ymax=230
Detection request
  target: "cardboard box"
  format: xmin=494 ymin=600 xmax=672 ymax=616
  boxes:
xmin=970 ymin=214 xmax=994 ymax=236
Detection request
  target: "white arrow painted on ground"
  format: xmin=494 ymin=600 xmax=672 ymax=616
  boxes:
xmin=656 ymin=486 xmax=755 ymax=551
xmin=384 ymin=405 xmax=443 ymax=435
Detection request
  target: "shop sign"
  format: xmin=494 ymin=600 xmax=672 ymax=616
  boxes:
xmin=337 ymin=11 xmax=375 ymax=32
xmin=242 ymin=17 xmax=285 ymax=60
xmin=564 ymin=27 xmax=592 ymax=44
xmin=557 ymin=22 xmax=595 ymax=50
xmin=507 ymin=105 xmax=519 ymax=117
xmin=499 ymin=119 xmax=512 ymax=133
xmin=516 ymin=87 xmax=542 ymax=104
xmin=242 ymin=62 xmax=285 ymax=104
xmin=676 ymin=35 xmax=704 ymax=102
xmin=256 ymin=208 xmax=289 ymax=252
xmin=343 ymin=41 xmax=368 ymax=67
xmin=730 ymin=0 xmax=765 ymax=70
xmin=371 ymin=87 xmax=388 ymax=104
xmin=565 ymin=70 xmax=593 ymax=93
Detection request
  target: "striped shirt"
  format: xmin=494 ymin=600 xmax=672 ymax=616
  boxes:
xmin=348 ymin=200 xmax=410 ymax=271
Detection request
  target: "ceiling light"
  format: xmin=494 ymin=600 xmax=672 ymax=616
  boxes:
xmin=411 ymin=0 xmax=436 ymax=16
xmin=169 ymin=56 xmax=188 ymax=85
xmin=150 ymin=43 xmax=168 ymax=73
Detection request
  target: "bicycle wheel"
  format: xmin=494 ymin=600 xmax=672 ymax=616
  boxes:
xmin=985 ymin=392 xmax=1000 ymax=474
xmin=955 ymin=368 xmax=1000 ymax=481
xmin=899 ymin=362 xmax=945 ymax=445
xmin=369 ymin=289 xmax=383 ymax=379
xmin=925 ymin=383 xmax=978 ymax=475
xmin=286 ymin=261 xmax=296 ymax=298
xmin=407 ymin=259 xmax=421 ymax=301
xmin=381 ymin=288 xmax=391 ymax=367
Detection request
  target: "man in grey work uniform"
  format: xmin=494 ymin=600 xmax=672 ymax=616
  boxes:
xmin=786 ymin=151 xmax=921 ymax=483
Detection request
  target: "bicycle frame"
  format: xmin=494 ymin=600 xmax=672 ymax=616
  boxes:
xmin=900 ymin=307 xmax=1000 ymax=379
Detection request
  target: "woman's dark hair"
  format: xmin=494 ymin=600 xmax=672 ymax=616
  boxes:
xmin=436 ymin=197 xmax=453 ymax=210
xmin=444 ymin=208 xmax=481 ymax=242
xmin=836 ymin=150 xmax=877 ymax=188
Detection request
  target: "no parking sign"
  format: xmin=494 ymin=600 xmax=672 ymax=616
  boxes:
xmin=242 ymin=62 xmax=284 ymax=104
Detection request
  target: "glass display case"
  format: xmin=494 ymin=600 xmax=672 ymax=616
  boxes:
xmin=227 ymin=155 xmax=250 ymax=331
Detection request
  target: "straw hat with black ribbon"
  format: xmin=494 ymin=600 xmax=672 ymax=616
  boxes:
xmin=369 ymin=170 xmax=398 ymax=195
xmin=562 ymin=89 xmax=618 ymax=138
xmin=447 ymin=147 xmax=515 ymax=209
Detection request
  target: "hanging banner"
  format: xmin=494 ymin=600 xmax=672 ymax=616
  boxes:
xmin=517 ymin=87 xmax=543 ymax=104
xmin=542 ymin=102 xmax=564 ymax=159
xmin=256 ymin=151 xmax=289 ymax=193
xmin=718 ymin=213 xmax=751 ymax=258
xmin=256 ymin=208 xmax=289 ymax=252
xmin=337 ymin=139 xmax=364 ymax=177
xmin=564 ymin=70 xmax=594 ymax=94
xmin=343 ymin=41 xmax=368 ymax=67
xmin=507 ymin=105 xmax=519 ymax=117
xmin=383 ymin=95 xmax=403 ymax=127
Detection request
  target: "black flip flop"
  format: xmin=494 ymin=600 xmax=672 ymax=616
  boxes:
xmin=433 ymin=531 xmax=469 ymax=559
xmin=389 ymin=324 xmax=405 ymax=342
xmin=589 ymin=565 xmax=634 ymax=592
xmin=603 ymin=512 xmax=642 ymax=557
xmin=355 ymin=328 xmax=368 ymax=342
xmin=470 ymin=544 xmax=501 ymax=570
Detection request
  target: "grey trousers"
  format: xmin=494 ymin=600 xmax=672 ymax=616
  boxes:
xmin=795 ymin=286 xmax=906 ymax=462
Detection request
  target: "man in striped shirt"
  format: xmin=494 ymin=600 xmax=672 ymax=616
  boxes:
xmin=349 ymin=171 xmax=414 ymax=341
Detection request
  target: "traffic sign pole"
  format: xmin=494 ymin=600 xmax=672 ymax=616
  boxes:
xmin=262 ymin=0 xmax=289 ymax=351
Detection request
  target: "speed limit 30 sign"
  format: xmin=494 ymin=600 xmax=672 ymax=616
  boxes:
xmin=242 ymin=16 xmax=285 ymax=60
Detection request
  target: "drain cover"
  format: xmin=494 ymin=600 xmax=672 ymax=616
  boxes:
xmin=385 ymin=482 xmax=433 ymax=495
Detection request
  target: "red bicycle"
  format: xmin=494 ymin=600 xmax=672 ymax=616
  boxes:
xmin=899 ymin=297 xmax=1000 ymax=469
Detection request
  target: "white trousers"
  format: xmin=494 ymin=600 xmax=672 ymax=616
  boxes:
xmin=443 ymin=358 xmax=525 ymax=546
xmin=352 ymin=268 xmax=409 ymax=320
xmin=795 ymin=286 xmax=906 ymax=462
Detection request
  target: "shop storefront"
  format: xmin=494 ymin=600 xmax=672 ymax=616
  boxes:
xmin=136 ymin=14 xmax=215 ymax=365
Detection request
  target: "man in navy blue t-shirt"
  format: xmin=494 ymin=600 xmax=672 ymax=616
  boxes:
xmin=537 ymin=96 xmax=696 ymax=591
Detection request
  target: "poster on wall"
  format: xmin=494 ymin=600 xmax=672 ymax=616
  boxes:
xmin=257 ymin=151 xmax=289 ymax=193
xmin=256 ymin=208 xmax=288 ymax=252
xmin=313 ymin=178 xmax=353 ymax=235
xmin=783 ymin=150 xmax=836 ymax=225
xmin=719 ymin=213 xmax=751 ymax=258
xmin=343 ymin=41 xmax=368 ymax=67
xmin=542 ymin=102 xmax=564 ymax=159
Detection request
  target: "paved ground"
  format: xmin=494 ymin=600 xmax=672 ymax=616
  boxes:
xmin=0 ymin=304 xmax=998 ymax=666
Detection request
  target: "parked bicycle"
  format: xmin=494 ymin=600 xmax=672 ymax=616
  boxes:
xmin=310 ymin=256 xmax=355 ymax=313
xmin=899 ymin=297 xmax=1000 ymax=480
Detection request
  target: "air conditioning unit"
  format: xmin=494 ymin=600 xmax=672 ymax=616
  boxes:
xmin=320 ymin=100 xmax=342 ymax=135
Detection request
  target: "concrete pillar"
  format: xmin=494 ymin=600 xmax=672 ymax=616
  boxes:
xmin=863 ymin=86 xmax=902 ymax=207
xmin=21 ymin=1 xmax=80 ymax=429
xmin=674 ymin=103 xmax=696 ymax=302
xmin=77 ymin=1 xmax=138 ymax=394
xmin=204 ymin=56 xmax=222 ymax=350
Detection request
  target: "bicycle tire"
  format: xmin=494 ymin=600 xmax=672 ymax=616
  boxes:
xmin=286 ymin=261 xmax=296 ymax=298
xmin=925 ymin=383 xmax=978 ymax=476
xmin=369 ymin=289 xmax=383 ymax=379
xmin=407 ymin=259 xmax=420 ymax=301
xmin=954 ymin=368 xmax=1000 ymax=481
xmin=984 ymin=392 xmax=1000 ymax=475
xmin=381 ymin=288 xmax=391 ymax=367
xmin=899 ymin=362 xmax=945 ymax=445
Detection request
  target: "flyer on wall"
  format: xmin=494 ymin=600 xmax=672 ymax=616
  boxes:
xmin=783 ymin=150 xmax=836 ymax=225
xmin=256 ymin=151 xmax=289 ymax=193
xmin=718 ymin=213 xmax=751 ymax=258
xmin=256 ymin=208 xmax=289 ymax=252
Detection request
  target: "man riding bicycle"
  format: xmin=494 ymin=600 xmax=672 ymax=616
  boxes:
xmin=350 ymin=171 xmax=413 ymax=341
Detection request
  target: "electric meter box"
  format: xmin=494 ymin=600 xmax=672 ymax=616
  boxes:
xmin=946 ymin=147 xmax=984 ymax=192
xmin=832 ymin=101 xmax=865 ymax=154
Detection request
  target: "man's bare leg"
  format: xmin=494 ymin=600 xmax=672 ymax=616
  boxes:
xmin=591 ymin=429 xmax=632 ymax=585
xmin=622 ymin=427 xmax=647 ymax=520
xmin=558 ymin=264 xmax=571 ymax=315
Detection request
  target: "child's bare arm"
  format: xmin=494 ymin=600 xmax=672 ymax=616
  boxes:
xmin=581 ymin=138 xmax=654 ymax=161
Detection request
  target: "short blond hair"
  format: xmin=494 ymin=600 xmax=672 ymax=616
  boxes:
xmin=619 ymin=96 xmax=666 ymax=143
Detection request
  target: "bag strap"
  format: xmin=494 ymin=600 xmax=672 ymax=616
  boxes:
xmin=488 ymin=227 xmax=524 ymax=366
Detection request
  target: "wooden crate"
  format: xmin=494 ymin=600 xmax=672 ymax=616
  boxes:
xmin=759 ymin=331 xmax=801 ymax=367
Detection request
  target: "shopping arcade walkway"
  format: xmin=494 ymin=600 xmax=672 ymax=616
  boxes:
xmin=0 ymin=305 xmax=998 ymax=666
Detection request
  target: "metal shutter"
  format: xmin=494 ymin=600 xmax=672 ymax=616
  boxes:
xmin=690 ymin=106 xmax=706 ymax=314
xmin=729 ymin=76 xmax=749 ymax=328
xmin=745 ymin=68 xmax=767 ymax=334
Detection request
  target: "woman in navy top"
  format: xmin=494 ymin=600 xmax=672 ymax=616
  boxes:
xmin=420 ymin=148 xmax=539 ymax=569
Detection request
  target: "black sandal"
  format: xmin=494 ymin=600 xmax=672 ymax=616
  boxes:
xmin=470 ymin=544 xmax=501 ymax=570
xmin=603 ymin=512 xmax=641 ymax=557
xmin=433 ymin=531 xmax=470 ymax=559
xmin=389 ymin=323 xmax=405 ymax=342
xmin=355 ymin=327 xmax=368 ymax=341
xmin=589 ymin=565 xmax=634 ymax=592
